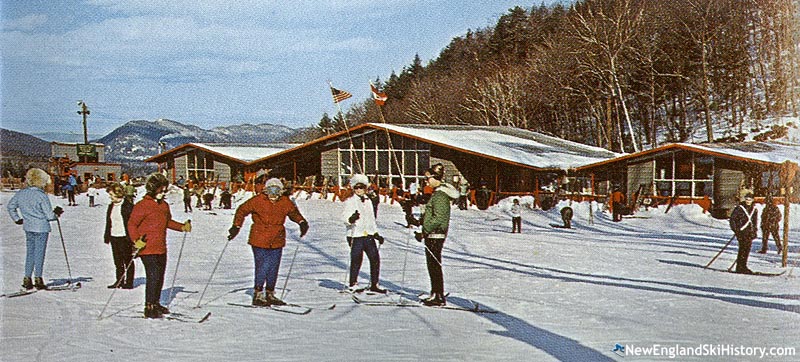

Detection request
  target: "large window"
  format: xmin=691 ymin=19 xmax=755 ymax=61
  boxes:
xmin=653 ymin=152 xmax=713 ymax=197
xmin=187 ymin=150 xmax=215 ymax=182
xmin=336 ymin=131 xmax=429 ymax=188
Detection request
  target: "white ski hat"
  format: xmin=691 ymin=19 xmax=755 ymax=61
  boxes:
xmin=264 ymin=178 xmax=284 ymax=194
xmin=349 ymin=174 xmax=369 ymax=187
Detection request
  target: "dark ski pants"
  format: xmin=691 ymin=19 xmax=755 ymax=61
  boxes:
xmin=349 ymin=236 xmax=380 ymax=287
xmin=141 ymin=254 xmax=167 ymax=304
xmin=252 ymin=246 xmax=282 ymax=292
xmin=511 ymin=217 xmax=521 ymax=233
xmin=68 ymin=190 xmax=76 ymax=205
xmin=735 ymin=237 xmax=753 ymax=272
xmin=424 ymin=238 xmax=445 ymax=295
xmin=184 ymin=198 xmax=192 ymax=212
xmin=110 ymin=236 xmax=134 ymax=288
xmin=761 ymin=227 xmax=782 ymax=252
xmin=24 ymin=231 xmax=48 ymax=278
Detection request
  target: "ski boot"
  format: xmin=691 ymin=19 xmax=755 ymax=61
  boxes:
xmin=368 ymin=284 xmax=387 ymax=294
xmin=252 ymin=289 xmax=270 ymax=307
xmin=34 ymin=277 xmax=47 ymax=290
xmin=144 ymin=303 xmax=163 ymax=319
xmin=422 ymin=293 xmax=446 ymax=306
xmin=265 ymin=290 xmax=286 ymax=306
xmin=156 ymin=304 xmax=170 ymax=315
xmin=22 ymin=277 xmax=33 ymax=290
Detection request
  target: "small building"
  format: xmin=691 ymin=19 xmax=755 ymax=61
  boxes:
xmin=145 ymin=143 xmax=298 ymax=185
xmin=49 ymin=142 xmax=122 ymax=187
xmin=247 ymin=123 xmax=618 ymax=201
xmin=577 ymin=141 xmax=800 ymax=217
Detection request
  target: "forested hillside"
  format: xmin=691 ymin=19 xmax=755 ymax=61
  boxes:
xmin=330 ymin=0 xmax=799 ymax=153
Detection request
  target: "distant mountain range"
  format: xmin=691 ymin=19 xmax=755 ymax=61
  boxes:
xmin=32 ymin=132 xmax=103 ymax=143
xmin=94 ymin=119 xmax=300 ymax=164
xmin=1 ymin=128 xmax=51 ymax=157
xmin=2 ymin=119 xmax=306 ymax=172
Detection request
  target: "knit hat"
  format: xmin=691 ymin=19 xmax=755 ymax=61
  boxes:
xmin=264 ymin=178 xmax=283 ymax=195
xmin=744 ymin=192 xmax=754 ymax=199
xmin=349 ymin=174 xmax=369 ymax=187
xmin=145 ymin=173 xmax=169 ymax=195
xmin=425 ymin=163 xmax=445 ymax=181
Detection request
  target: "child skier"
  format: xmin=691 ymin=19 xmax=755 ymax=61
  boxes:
xmin=342 ymin=174 xmax=385 ymax=293
xmin=228 ymin=178 xmax=309 ymax=306
xmin=509 ymin=198 xmax=522 ymax=233
xmin=7 ymin=168 xmax=64 ymax=290
xmin=759 ymin=194 xmax=782 ymax=254
xmin=127 ymin=173 xmax=192 ymax=318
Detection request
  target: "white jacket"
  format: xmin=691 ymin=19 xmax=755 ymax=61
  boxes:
xmin=342 ymin=194 xmax=378 ymax=238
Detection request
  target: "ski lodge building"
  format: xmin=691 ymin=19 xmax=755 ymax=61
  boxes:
xmin=145 ymin=142 xmax=298 ymax=187
xmin=50 ymin=141 xmax=122 ymax=187
xmin=576 ymin=141 xmax=800 ymax=217
xmin=245 ymin=123 xmax=617 ymax=198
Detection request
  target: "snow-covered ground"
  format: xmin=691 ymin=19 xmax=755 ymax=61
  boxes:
xmin=2 ymin=188 xmax=799 ymax=361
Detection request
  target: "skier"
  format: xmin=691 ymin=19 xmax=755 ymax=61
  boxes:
xmin=457 ymin=176 xmax=470 ymax=210
xmin=729 ymin=192 xmax=758 ymax=274
xmin=203 ymin=191 xmax=214 ymax=210
xmin=509 ymin=198 xmax=522 ymax=233
xmin=104 ymin=182 xmax=135 ymax=289
xmin=758 ymin=194 xmax=782 ymax=254
xmin=228 ymin=178 xmax=309 ymax=307
xmin=610 ymin=188 xmax=625 ymax=222
xmin=560 ymin=205 xmax=574 ymax=229
xmin=122 ymin=179 xmax=137 ymax=204
xmin=413 ymin=163 xmax=459 ymax=306
xmin=67 ymin=173 xmax=77 ymax=206
xmin=220 ymin=188 xmax=233 ymax=209
xmin=342 ymin=174 xmax=386 ymax=293
xmin=6 ymin=168 xmax=64 ymax=290
xmin=183 ymin=185 xmax=193 ymax=213
xmin=127 ymin=173 xmax=192 ymax=318
xmin=87 ymin=184 xmax=99 ymax=207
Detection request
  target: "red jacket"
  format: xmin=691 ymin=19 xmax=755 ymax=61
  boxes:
xmin=127 ymin=195 xmax=184 ymax=256
xmin=233 ymin=194 xmax=305 ymax=249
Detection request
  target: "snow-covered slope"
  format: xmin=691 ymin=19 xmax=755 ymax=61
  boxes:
xmin=1 ymin=190 xmax=798 ymax=361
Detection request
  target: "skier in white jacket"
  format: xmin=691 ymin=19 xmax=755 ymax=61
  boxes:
xmin=342 ymin=174 xmax=385 ymax=293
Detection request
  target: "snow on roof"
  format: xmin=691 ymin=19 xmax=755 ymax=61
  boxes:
xmin=680 ymin=141 xmax=800 ymax=165
xmin=191 ymin=143 xmax=298 ymax=162
xmin=373 ymin=123 xmax=619 ymax=170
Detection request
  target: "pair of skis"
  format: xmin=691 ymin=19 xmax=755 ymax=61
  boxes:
xmin=1 ymin=282 xmax=82 ymax=298
xmin=350 ymin=293 xmax=497 ymax=313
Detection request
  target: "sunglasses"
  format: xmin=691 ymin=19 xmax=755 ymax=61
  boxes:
xmin=353 ymin=184 xmax=367 ymax=190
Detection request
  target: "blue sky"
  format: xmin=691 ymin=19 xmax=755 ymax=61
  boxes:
xmin=2 ymin=1 xmax=559 ymax=136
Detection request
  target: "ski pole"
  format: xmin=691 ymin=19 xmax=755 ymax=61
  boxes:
xmin=280 ymin=241 xmax=301 ymax=300
xmin=195 ymin=237 xmax=231 ymax=308
xmin=167 ymin=230 xmax=189 ymax=308
xmin=704 ymin=234 xmax=736 ymax=269
xmin=55 ymin=218 xmax=74 ymax=285
xmin=98 ymin=246 xmax=143 ymax=320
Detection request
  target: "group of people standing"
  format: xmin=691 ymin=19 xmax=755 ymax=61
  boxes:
xmin=729 ymin=191 xmax=784 ymax=274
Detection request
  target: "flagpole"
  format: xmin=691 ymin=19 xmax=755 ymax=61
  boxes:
xmin=328 ymin=82 xmax=362 ymax=176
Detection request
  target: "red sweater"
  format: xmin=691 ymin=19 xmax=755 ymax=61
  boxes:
xmin=127 ymin=195 xmax=184 ymax=255
xmin=233 ymin=194 xmax=305 ymax=249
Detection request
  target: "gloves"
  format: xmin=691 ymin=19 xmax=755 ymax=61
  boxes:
xmin=182 ymin=220 xmax=192 ymax=232
xmin=374 ymin=233 xmax=384 ymax=245
xmin=15 ymin=219 xmax=23 ymax=225
xmin=228 ymin=226 xmax=240 ymax=240
xmin=299 ymin=221 xmax=309 ymax=237
xmin=133 ymin=236 xmax=147 ymax=250
xmin=53 ymin=206 xmax=64 ymax=217
xmin=414 ymin=232 xmax=425 ymax=242
xmin=348 ymin=211 xmax=360 ymax=224
xmin=407 ymin=216 xmax=420 ymax=227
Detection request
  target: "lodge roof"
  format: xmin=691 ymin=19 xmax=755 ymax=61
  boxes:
xmin=248 ymin=123 xmax=619 ymax=170
xmin=577 ymin=141 xmax=800 ymax=170
xmin=145 ymin=143 xmax=298 ymax=164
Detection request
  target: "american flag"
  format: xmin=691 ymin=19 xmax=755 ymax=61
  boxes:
xmin=330 ymin=86 xmax=352 ymax=103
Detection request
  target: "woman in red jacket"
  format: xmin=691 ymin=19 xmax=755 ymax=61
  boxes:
xmin=127 ymin=173 xmax=191 ymax=318
xmin=228 ymin=178 xmax=308 ymax=306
